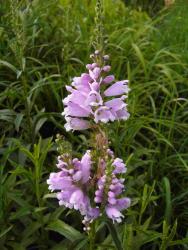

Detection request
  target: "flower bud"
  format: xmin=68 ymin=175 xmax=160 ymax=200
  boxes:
xmin=103 ymin=55 xmax=109 ymax=60
xmin=103 ymin=65 xmax=111 ymax=72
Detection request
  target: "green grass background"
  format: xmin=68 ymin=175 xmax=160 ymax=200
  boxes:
xmin=0 ymin=0 xmax=188 ymax=249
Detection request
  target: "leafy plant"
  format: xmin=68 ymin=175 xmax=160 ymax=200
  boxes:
xmin=0 ymin=0 xmax=188 ymax=249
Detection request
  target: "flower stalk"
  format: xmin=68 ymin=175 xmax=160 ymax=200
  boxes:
xmin=47 ymin=1 xmax=131 ymax=248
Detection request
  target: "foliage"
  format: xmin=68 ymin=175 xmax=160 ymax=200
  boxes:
xmin=0 ymin=0 xmax=188 ymax=249
xmin=157 ymin=0 xmax=188 ymax=61
xmin=122 ymin=0 xmax=165 ymax=16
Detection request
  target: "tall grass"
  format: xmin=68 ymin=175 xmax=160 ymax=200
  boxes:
xmin=0 ymin=0 xmax=188 ymax=249
xmin=123 ymin=0 xmax=165 ymax=16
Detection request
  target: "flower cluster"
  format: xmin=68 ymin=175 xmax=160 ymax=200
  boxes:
xmin=47 ymin=50 xmax=131 ymax=230
xmin=47 ymin=148 xmax=130 ymax=229
xmin=63 ymin=51 xmax=130 ymax=131
xmin=93 ymin=157 xmax=130 ymax=223
xmin=47 ymin=151 xmax=100 ymax=224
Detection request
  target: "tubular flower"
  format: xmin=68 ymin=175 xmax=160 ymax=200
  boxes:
xmin=63 ymin=51 xmax=130 ymax=131
xmin=47 ymin=151 xmax=100 ymax=221
xmin=94 ymin=157 xmax=130 ymax=223
xmin=47 ymin=51 xmax=131 ymax=231
xmin=47 ymin=148 xmax=130 ymax=228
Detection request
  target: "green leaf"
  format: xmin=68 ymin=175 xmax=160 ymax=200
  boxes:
xmin=34 ymin=117 xmax=47 ymax=135
xmin=14 ymin=113 xmax=24 ymax=132
xmin=0 ymin=109 xmax=16 ymax=123
xmin=106 ymin=220 xmax=123 ymax=250
xmin=0 ymin=225 xmax=13 ymax=239
xmin=162 ymin=177 xmax=172 ymax=224
xmin=10 ymin=206 xmax=31 ymax=220
xmin=46 ymin=219 xmax=84 ymax=242
xmin=0 ymin=60 xmax=21 ymax=77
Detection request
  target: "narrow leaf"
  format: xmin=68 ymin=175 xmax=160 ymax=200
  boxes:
xmin=106 ymin=220 xmax=123 ymax=250
xmin=46 ymin=219 xmax=84 ymax=242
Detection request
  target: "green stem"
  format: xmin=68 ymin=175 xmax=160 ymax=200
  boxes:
xmin=89 ymin=222 xmax=96 ymax=250
xmin=106 ymin=220 xmax=123 ymax=250
xmin=21 ymin=72 xmax=32 ymax=140
xmin=94 ymin=0 xmax=105 ymax=52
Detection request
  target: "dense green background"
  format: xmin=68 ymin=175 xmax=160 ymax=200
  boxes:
xmin=0 ymin=0 xmax=188 ymax=249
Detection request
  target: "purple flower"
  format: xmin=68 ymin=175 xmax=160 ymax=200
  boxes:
xmin=63 ymin=102 xmax=91 ymax=118
xmin=62 ymin=52 xmax=130 ymax=130
xmin=105 ymin=206 xmax=124 ymax=223
xmin=84 ymin=207 xmax=100 ymax=222
xmin=85 ymin=91 xmax=103 ymax=107
xmin=103 ymin=65 xmax=111 ymax=72
xmin=89 ymin=67 xmax=101 ymax=80
xmin=116 ymin=197 xmax=131 ymax=210
xmin=56 ymin=157 xmax=68 ymax=169
xmin=105 ymin=98 xmax=126 ymax=112
xmin=47 ymin=151 xmax=101 ymax=224
xmin=94 ymin=106 xmax=116 ymax=123
xmin=92 ymin=153 xmax=130 ymax=223
xmin=112 ymin=158 xmax=127 ymax=174
xmin=116 ymin=108 xmax=130 ymax=120
xmin=105 ymin=196 xmax=130 ymax=223
xmin=104 ymin=80 xmax=129 ymax=96
xmin=103 ymin=75 xmax=115 ymax=84
xmin=57 ymin=190 xmax=75 ymax=208
xmin=80 ymin=150 xmax=92 ymax=183
xmin=104 ymin=97 xmax=130 ymax=121
xmin=47 ymin=173 xmax=72 ymax=191
xmin=69 ymin=189 xmax=89 ymax=214
xmin=72 ymin=74 xmax=91 ymax=91
xmin=64 ymin=117 xmax=90 ymax=131
xmin=47 ymin=149 xmax=130 ymax=227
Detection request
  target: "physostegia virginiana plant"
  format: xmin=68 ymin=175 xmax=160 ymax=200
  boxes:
xmin=47 ymin=0 xmax=131 ymax=248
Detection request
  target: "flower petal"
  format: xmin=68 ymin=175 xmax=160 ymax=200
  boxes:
xmin=80 ymin=150 xmax=92 ymax=183
xmin=62 ymin=102 xmax=91 ymax=117
xmin=64 ymin=117 xmax=90 ymax=131
xmin=104 ymin=80 xmax=129 ymax=96
xmin=103 ymin=75 xmax=115 ymax=84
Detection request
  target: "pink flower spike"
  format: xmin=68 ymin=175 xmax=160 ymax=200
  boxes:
xmin=63 ymin=52 xmax=130 ymax=128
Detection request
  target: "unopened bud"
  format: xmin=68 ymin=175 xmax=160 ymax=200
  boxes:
xmin=103 ymin=55 xmax=109 ymax=60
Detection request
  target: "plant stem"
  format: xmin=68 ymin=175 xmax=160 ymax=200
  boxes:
xmin=93 ymin=0 xmax=105 ymax=52
xmin=21 ymin=72 xmax=32 ymax=140
xmin=89 ymin=221 xmax=96 ymax=250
